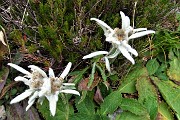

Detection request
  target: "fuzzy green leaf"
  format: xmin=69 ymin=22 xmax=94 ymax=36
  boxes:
xmin=120 ymin=98 xmax=149 ymax=116
xmin=119 ymin=111 xmax=150 ymax=120
xmin=167 ymin=57 xmax=180 ymax=82
xmin=136 ymin=71 xmax=158 ymax=120
xmin=100 ymin=91 xmax=122 ymax=115
xmin=88 ymin=62 xmax=96 ymax=88
xmin=158 ymin=102 xmax=174 ymax=120
xmin=146 ymin=58 xmax=160 ymax=75
xmin=75 ymin=95 xmax=95 ymax=115
xmin=96 ymin=64 xmax=107 ymax=81
xmin=152 ymin=77 xmax=180 ymax=118
xmin=118 ymin=66 xmax=147 ymax=93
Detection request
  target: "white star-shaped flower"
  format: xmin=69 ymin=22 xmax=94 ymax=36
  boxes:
xmin=7 ymin=63 xmax=47 ymax=111
xmin=38 ymin=62 xmax=80 ymax=116
xmin=91 ymin=11 xmax=155 ymax=64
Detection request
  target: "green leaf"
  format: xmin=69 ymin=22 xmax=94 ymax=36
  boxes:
xmin=155 ymin=63 xmax=168 ymax=81
xmin=88 ymin=62 xmax=96 ymax=88
xmin=100 ymin=91 xmax=122 ymax=115
xmin=167 ymin=57 xmax=180 ymax=82
xmin=158 ymin=102 xmax=174 ymax=120
xmin=71 ymin=67 xmax=89 ymax=84
xmin=75 ymin=95 xmax=95 ymax=115
xmin=78 ymin=90 xmax=87 ymax=104
xmin=157 ymin=53 xmax=166 ymax=63
xmin=136 ymin=71 xmax=158 ymax=120
xmin=120 ymin=98 xmax=149 ymax=116
xmin=119 ymin=111 xmax=150 ymax=120
xmin=156 ymin=72 xmax=169 ymax=81
xmin=156 ymin=63 xmax=167 ymax=73
xmin=152 ymin=77 xmax=180 ymax=118
xmin=69 ymin=113 xmax=95 ymax=120
xmin=109 ymin=74 xmax=119 ymax=81
xmin=118 ymin=66 xmax=148 ymax=93
xmin=69 ymin=113 xmax=108 ymax=120
xmin=96 ymin=64 xmax=107 ymax=81
xmin=146 ymin=58 xmax=160 ymax=75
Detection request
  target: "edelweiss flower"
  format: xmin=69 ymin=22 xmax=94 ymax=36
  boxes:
xmin=7 ymin=63 xmax=47 ymax=111
xmin=38 ymin=62 xmax=80 ymax=116
xmin=91 ymin=11 xmax=155 ymax=64
xmin=82 ymin=51 xmax=111 ymax=73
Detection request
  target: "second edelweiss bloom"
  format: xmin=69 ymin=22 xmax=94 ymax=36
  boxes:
xmin=91 ymin=11 xmax=155 ymax=64
xmin=39 ymin=62 xmax=80 ymax=116
xmin=7 ymin=63 xmax=48 ymax=111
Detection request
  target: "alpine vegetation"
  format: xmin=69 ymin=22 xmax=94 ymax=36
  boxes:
xmin=8 ymin=62 xmax=80 ymax=116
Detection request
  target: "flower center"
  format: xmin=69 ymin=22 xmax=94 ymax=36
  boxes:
xmin=114 ymin=28 xmax=125 ymax=41
xmin=50 ymin=77 xmax=63 ymax=93
xmin=31 ymin=71 xmax=44 ymax=88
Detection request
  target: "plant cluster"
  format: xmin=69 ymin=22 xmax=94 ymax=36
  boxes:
xmin=0 ymin=0 xmax=179 ymax=120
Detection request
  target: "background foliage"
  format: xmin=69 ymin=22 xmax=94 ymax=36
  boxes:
xmin=0 ymin=0 xmax=179 ymax=120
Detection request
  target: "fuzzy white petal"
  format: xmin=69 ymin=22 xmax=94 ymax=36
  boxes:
xmin=38 ymin=96 xmax=45 ymax=105
xmin=104 ymin=57 xmax=111 ymax=73
xmin=90 ymin=18 xmax=114 ymax=36
xmin=60 ymin=62 xmax=72 ymax=79
xmin=28 ymin=65 xmax=47 ymax=78
xmin=47 ymin=95 xmax=58 ymax=116
xmin=28 ymin=91 xmax=39 ymax=104
xmin=120 ymin=11 xmax=126 ymax=30
xmin=62 ymin=83 xmax=75 ymax=86
xmin=133 ymin=28 xmax=147 ymax=33
xmin=125 ymin=26 xmax=133 ymax=34
xmin=49 ymin=68 xmax=55 ymax=78
xmin=39 ymin=78 xmax=51 ymax=97
xmin=122 ymin=41 xmax=138 ymax=56
xmin=60 ymin=89 xmax=80 ymax=96
xmin=125 ymin=16 xmax=130 ymax=28
xmin=14 ymin=76 xmax=30 ymax=85
xmin=10 ymin=89 xmax=34 ymax=104
xmin=111 ymin=40 xmax=121 ymax=45
xmin=105 ymin=32 xmax=117 ymax=43
xmin=128 ymin=30 xmax=155 ymax=40
xmin=8 ymin=63 xmax=31 ymax=75
xmin=83 ymin=51 xmax=109 ymax=59
xmin=118 ymin=46 xmax=135 ymax=64
xmin=26 ymin=98 xmax=35 ymax=111
xmin=107 ymin=49 xmax=120 ymax=59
